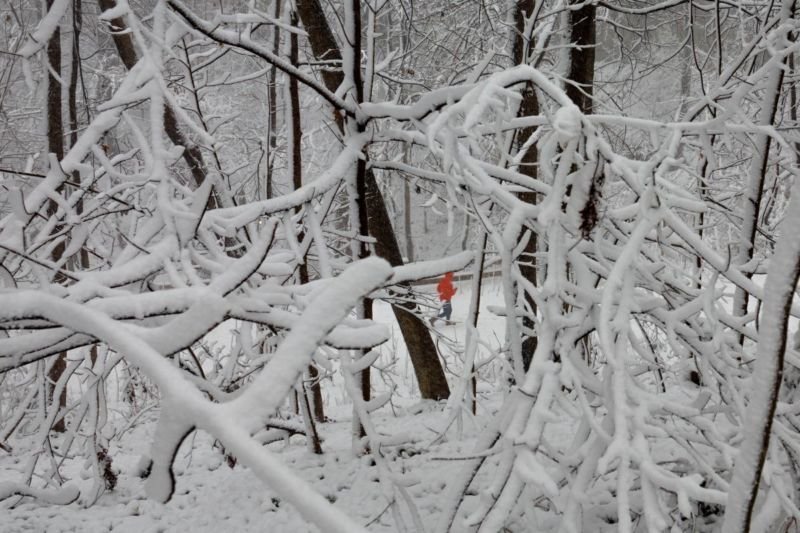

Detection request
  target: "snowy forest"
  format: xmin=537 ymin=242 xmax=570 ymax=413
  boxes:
xmin=2 ymin=0 xmax=800 ymax=531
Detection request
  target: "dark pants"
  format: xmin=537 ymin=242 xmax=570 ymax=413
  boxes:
xmin=438 ymin=301 xmax=452 ymax=321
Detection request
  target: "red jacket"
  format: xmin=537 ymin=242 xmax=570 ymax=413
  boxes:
xmin=437 ymin=272 xmax=456 ymax=301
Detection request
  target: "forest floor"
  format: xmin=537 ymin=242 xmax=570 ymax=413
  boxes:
xmin=1 ymin=278 xmax=544 ymax=532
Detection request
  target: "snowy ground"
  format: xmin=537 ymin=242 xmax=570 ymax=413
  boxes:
xmin=0 ymin=278 xmax=526 ymax=533
xmin=2 ymin=408 xmax=480 ymax=532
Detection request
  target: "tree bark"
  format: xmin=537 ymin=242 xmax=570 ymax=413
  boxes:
xmin=513 ymin=0 xmax=540 ymax=373
xmin=265 ymin=0 xmax=280 ymax=200
xmin=363 ymin=174 xmax=450 ymax=399
xmin=731 ymin=32 xmax=792 ymax=334
xmin=289 ymin=8 xmax=325 ymax=434
xmin=722 ymin=115 xmax=800 ymax=533
xmin=97 ymin=0 xmax=219 ymax=206
xmin=45 ymin=0 xmax=67 ymax=433
xmin=344 ymin=0 xmax=373 ymax=446
xmin=566 ymin=0 xmax=595 ymax=114
xmin=293 ymin=0 xmax=346 ymax=108
xmin=722 ymin=2 xmax=797 ymax=529
xmin=295 ymin=0 xmax=449 ymax=400
xmin=403 ymin=179 xmax=414 ymax=262
xmin=72 ymin=0 xmax=94 ymax=366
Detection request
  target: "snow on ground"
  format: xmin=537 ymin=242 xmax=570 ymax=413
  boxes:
xmin=0 ymin=278 xmax=516 ymax=533
xmin=2 ymin=407 xmax=480 ymax=532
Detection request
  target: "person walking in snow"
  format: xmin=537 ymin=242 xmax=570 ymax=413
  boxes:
xmin=434 ymin=272 xmax=457 ymax=323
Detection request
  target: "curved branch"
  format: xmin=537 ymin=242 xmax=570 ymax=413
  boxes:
xmin=166 ymin=0 xmax=357 ymax=119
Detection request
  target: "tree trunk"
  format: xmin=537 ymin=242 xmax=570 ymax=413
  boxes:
xmin=566 ymin=0 xmax=595 ymax=114
xmin=295 ymin=0 xmax=449 ymax=400
xmin=288 ymin=8 xmax=325 ymax=435
xmin=403 ymin=179 xmax=414 ymax=262
xmin=45 ymin=0 xmax=67 ymax=433
xmin=265 ymin=0 xmax=280 ymax=200
xmin=362 ymin=174 xmax=450 ymax=399
xmin=722 ymin=109 xmax=800 ymax=533
xmin=731 ymin=35 xmax=791 ymax=334
xmin=97 ymin=0 xmax=220 ymax=207
xmin=512 ymin=0 xmax=541 ymax=372
xmin=72 ymin=0 xmax=93 ymax=365
xmin=293 ymin=0 xmax=346 ymax=108
xmin=345 ymin=0 xmax=373 ymax=445
xmin=722 ymin=3 xmax=797 ymax=529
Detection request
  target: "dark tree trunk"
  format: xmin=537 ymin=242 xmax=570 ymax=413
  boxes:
xmin=293 ymin=0 xmax=346 ymax=109
xmin=97 ymin=0 xmax=219 ymax=207
xmin=265 ymin=0 xmax=281 ymax=200
xmin=566 ymin=0 xmax=596 ymax=114
xmin=512 ymin=0 xmax=595 ymax=374
xmin=45 ymin=4 xmax=64 ymax=186
xmin=513 ymin=0 xmax=540 ymax=372
xmin=45 ymin=0 xmax=67 ymax=433
xmin=363 ymin=172 xmax=450 ymax=399
xmin=403 ymin=179 xmax=414 ymax=262
xmin=289 ymin=9 xmax=325 ymax=439
xmin=68 ymin=0 xmax=80 ymax=159
xmin=731 ymin=49 xmax=789 ymax=334
xmin=563 ymin=1 xmax=597 ymax=370
xmin=71 ymin=0 xmax=94 ymax=365
xmin=295 ymin=0 xmax=449 ymax=400
xmin=347 ymin=0 xmax=374 ymax=430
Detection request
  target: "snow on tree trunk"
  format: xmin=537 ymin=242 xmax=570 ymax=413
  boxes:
xmin=722 ymin=124 xmax=800 ymax=532
xmin=731 ymin=0 xmax=795 ymax=332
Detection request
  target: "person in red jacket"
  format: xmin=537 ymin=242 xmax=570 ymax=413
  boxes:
xmin=435 ymin=272 xmax=457 ymax=323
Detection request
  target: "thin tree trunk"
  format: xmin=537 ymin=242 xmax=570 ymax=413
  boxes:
xmin=402 ymin=126 xmax=413 ymax=262
xmin=344 ymin=0 xmax=372 ymax=444
xmin=265 ymin=0 xmax=280 ymax=200
xmin=45 ymin=0 xmax=67 ymax=433
xmin=566 ymin=0 xmax=595 ymax=114
xmin=722 ymin=2 xmax=797 ymax=530
xmin=295 ymin=0 xmax=449 ymax=400
xmin=297 ymin=379 xmax=323 ymax=454
xmin=684 ymin=6 xmax=710 ymax=380
xmin=513 ymin=0 xmax=540 ymax=373
xmin=731 ymin=19 xmax=793 ymax=333
xmin=288 ymin=7 xmax=325 ymax=438
xmin=71 ymin=0 xmax=95 ymax=369
xmin=467 ymin=232 xmax=488 ymax=414
xmin=722 ymin=119 xmax=800 ymax=533
xmin=67 ymin=0 xmax=80 ymax=164
xmin=403 ymin=179 xmax=413 ymax=262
